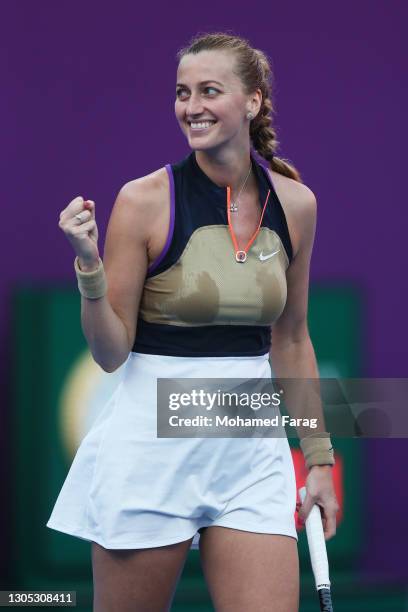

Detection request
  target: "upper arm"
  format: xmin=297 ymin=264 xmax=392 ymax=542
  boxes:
xmin=102 ymin=179 xmax=154 ymax=352
xmin=271 ymin=185 xmax=317 ymax=345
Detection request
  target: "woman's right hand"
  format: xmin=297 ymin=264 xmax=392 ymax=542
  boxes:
xmin=59 ymin=196 xmax=100 ymax=270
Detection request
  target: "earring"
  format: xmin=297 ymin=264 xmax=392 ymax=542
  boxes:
xmin=246 ymin=111 xmax=254 ymax=120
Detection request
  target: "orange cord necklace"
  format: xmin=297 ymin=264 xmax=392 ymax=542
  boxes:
xmin=227 ymin=186 xmax=271 ymax=263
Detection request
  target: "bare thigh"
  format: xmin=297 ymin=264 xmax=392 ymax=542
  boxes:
xmin=199 ymin=527 xmax=299 ymax=612
xmin=91 ymin=536 xmax=194 ymax=612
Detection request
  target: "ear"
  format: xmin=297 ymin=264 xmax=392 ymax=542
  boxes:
xmin=247 ymin=88 xmax=263 ymax=119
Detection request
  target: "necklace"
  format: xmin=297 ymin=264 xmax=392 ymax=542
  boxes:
xmin=229 ymin=164 xmax=252 ymax=213
xmin=227 ymin=186 xmax=271 ymax=263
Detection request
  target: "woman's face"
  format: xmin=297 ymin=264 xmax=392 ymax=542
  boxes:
xmin=175 ymin=50 xmax=258 ymax=152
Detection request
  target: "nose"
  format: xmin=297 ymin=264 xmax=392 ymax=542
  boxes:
xmin=185 ymin=92 xmax=205 ymax=117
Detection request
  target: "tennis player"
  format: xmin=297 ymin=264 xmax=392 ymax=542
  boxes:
xmin=48 ymin=32 xmax=339 ymax=611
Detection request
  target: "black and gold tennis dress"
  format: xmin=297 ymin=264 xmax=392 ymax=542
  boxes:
xmin=46 ymin=150 xmax=298 ymax=550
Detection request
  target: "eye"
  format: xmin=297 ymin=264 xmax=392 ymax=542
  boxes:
xmin=204 ymin=86 xmax=219 ymax=96
xmin=176 ymin=86 xmax=220 ymax=99
xmin=176 ymin=88 xmax=189 ymax=99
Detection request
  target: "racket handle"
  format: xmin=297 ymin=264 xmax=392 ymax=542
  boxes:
xmin=298 ymin=486 xmax=331 ymax=590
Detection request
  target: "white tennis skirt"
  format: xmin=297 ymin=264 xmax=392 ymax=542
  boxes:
xmin=46 ymin=351 xmax=298 ymax=550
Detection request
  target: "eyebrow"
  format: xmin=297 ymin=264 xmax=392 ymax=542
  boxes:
xmin=176 ymin=80 xmax=224 ymax=87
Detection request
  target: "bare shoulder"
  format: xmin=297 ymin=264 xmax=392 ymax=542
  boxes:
xmin=108 ymin=166 xmax=171 ymax=267
xmin=115 ymin=166 xmax=169 ymax=222
xmin=265 ymin=168 xmax=317 ymax=258
xmin=108 ymin=167 xmax=170 ymax=255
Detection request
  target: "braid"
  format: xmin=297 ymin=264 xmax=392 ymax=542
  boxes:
xmin=250 ymin=94 xmax=277 ymax=161
xmin=177 ymin=32 xmax=303 ymax=183
xmin=250 ymin=50 xmax=302 ymax=182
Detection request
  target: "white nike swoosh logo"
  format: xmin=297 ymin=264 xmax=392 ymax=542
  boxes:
xmin=259 ymin=249 xmax=280 ymax=261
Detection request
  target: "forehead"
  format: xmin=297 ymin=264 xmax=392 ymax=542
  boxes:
xmin=176 ymin=50 xmax=239 ymax=85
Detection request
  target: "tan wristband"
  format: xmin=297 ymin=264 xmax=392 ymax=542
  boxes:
xmin=74 ymin=256 xmax=107 ymax=299
xmin=299 ymin=432 xmax=335 ymax=469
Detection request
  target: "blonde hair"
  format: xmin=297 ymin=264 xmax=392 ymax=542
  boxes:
xmin=176 ymin=31 xmax=303 ymax=183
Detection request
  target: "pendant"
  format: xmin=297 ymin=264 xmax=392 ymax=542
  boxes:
xmin=230 ymin=202 xmax=238 ymax=213
xmin=235 ymin=250 xmax=247 ymax=263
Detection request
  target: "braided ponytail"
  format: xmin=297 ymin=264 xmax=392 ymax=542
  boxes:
xmin=250 ymin=51 xmax=302 ymax=182
xmin=177 ymin=31 xmax=303 ymax=183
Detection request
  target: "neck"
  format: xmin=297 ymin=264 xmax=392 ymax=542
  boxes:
xmin=194 ymin=147 xmax=255 ymax=193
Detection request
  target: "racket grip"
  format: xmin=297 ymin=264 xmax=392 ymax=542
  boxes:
xmin=298 ymin=486 xmax=330 ymax=590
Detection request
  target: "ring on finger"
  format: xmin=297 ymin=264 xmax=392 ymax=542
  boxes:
xmin=75 ymin=213 xmax=84 ymax=223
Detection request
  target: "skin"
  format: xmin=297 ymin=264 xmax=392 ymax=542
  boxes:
xmin=91 ymin=539 xmax=194 ymax=611
xmin=59 ymin=48 xmax=339 ymax=611
xmin=175 ymin=50 xmax=263 ymax=194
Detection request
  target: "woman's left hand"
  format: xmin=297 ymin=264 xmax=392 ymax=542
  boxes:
xmin=297 ymin=465 xmax=339 ymax=540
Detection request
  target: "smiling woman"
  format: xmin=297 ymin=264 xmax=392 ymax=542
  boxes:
xmin=175 ymin=33 xmax=302 ymax=183
xmin=48 ymin=30 xmax=338 ymax=612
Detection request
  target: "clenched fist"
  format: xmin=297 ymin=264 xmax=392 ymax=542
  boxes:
xmin=58 ymin=196 xmax=100 ymax=271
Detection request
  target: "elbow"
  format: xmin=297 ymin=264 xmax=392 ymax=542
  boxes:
xmin=86 ymin=326 xmax=134 ymax=374
xmin=98 ymin=360 xmax=126 ymax=374
xmin=94 ymin=352 xmax=129 ymax=373
xmin=271 ymin=320 xmax=310 ymax=348
xmin=99 ymin=362 xmax=120 ymax=374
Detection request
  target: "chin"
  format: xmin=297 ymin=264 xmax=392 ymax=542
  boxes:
xmin=187 ymin=137 xmax=224 ymax=152
xmin=190 ymin=144 xmax=222 ymax=156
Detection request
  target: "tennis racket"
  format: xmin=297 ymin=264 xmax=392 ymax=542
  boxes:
xmin=298 ymin=486 xmax=333 ymax=611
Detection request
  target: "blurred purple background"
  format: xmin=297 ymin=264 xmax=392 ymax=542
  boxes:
xmin=2 ymin=1 xmax=407 ymax=586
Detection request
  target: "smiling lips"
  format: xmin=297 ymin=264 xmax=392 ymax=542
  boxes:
xmin=188 ymin=120 xmax=217 ymax=131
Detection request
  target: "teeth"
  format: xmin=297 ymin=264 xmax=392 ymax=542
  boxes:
xmin=190 ymin=121 xmax=215 ymax=129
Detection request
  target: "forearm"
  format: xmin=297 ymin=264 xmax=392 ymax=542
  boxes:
xmin=77 ymin=257 xmax=131 ymax=373
xmin=80 ymin=294 xmax=131 ymax=373
xmin=269 ymin=336 xmax=328 ymax=439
